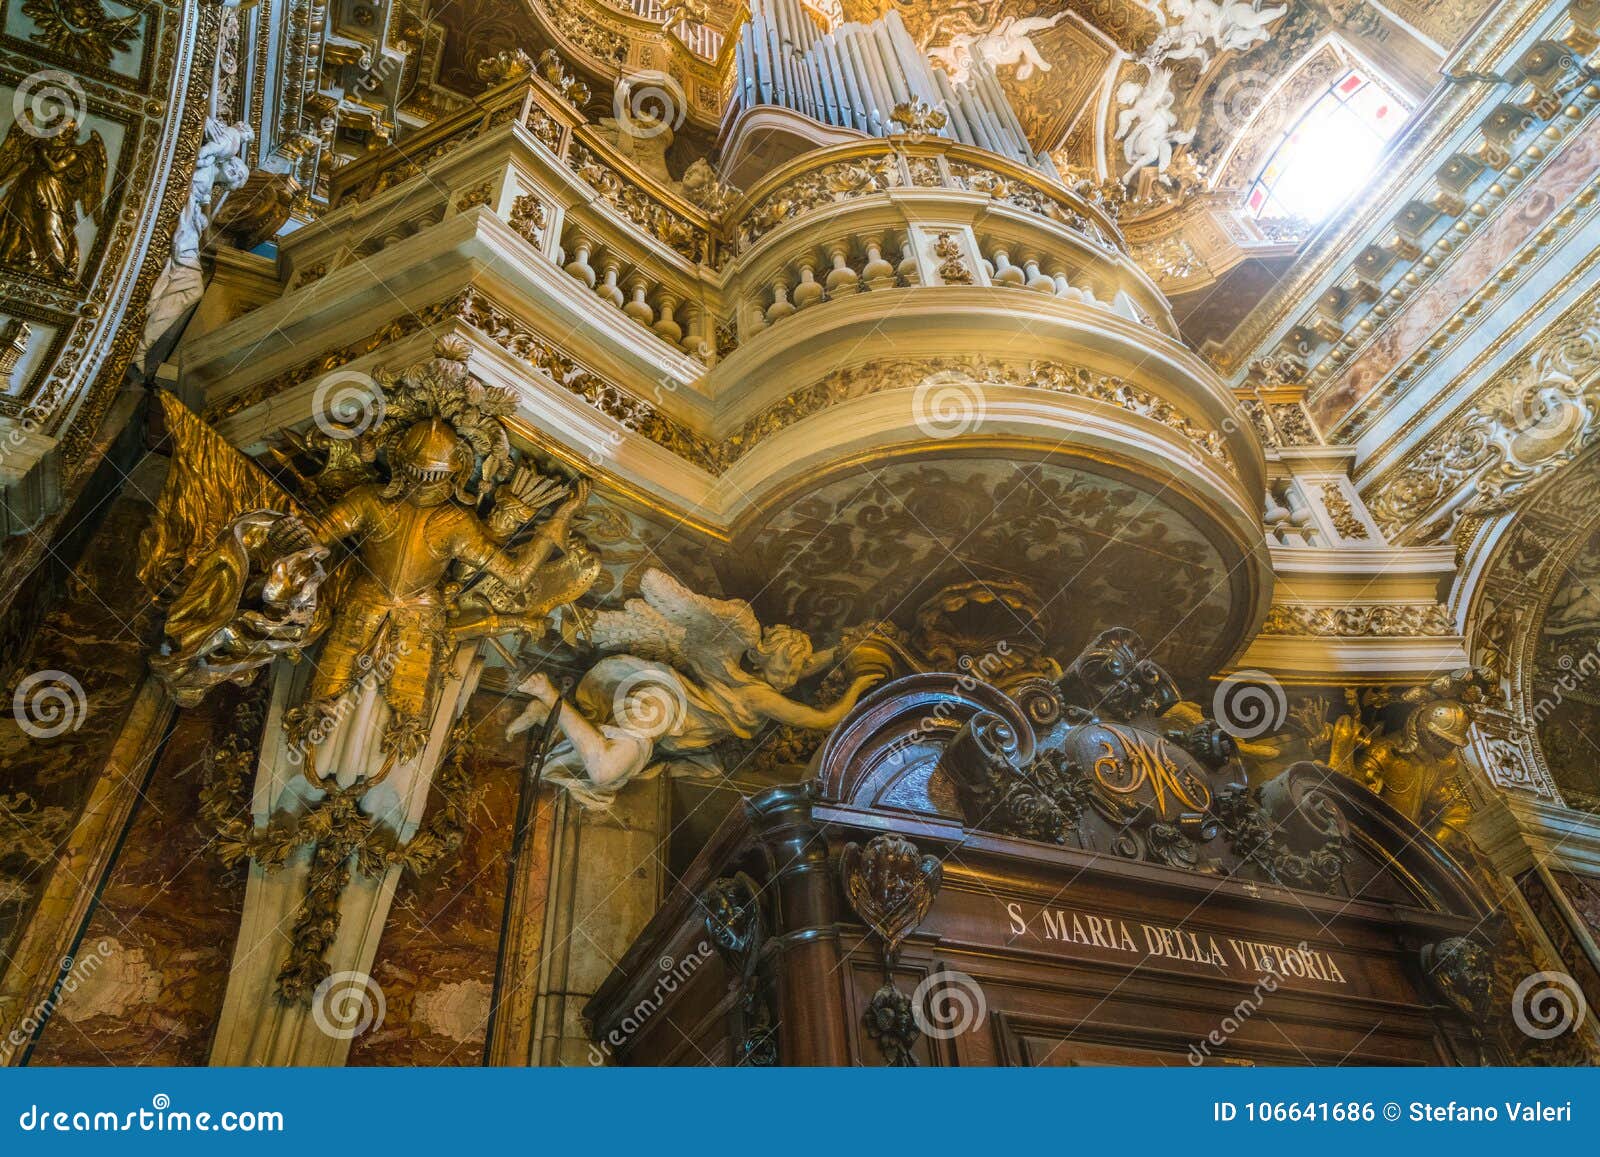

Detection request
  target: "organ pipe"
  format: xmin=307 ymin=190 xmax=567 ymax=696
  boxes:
xmin=725 ymin=0 xmax=1044 ymax=170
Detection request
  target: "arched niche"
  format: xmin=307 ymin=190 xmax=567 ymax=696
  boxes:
xmin=1457 ymin=442 xmax=1600 ymax=808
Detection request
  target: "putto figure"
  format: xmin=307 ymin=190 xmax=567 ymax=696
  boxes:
xmin=0 ymin=112 xmax=106 ymax=280
xmin=927 ymin=13 xmax=1066 ymax=84
xmin=508 ymin=567 xmax=884 ymax=808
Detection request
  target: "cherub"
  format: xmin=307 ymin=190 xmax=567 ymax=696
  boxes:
xmin=929 ymin=13 xmax=1066 ymax=84
xmin=1115 ymin=67 xmax=1194 ymax=180
xmin=508 ymin=568 xmax=884 ymax=808
xmin=1162 ymin=0 xmax=1287 ymax=67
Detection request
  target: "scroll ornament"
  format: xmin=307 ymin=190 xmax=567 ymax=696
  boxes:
xmin=937 ymin=628 xmax=1353 ymax=890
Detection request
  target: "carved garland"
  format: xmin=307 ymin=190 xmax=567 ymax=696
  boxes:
xmin=200 ymin=699 xmax=479 ymax=1002
xmin=1260 ymin=604 xmax=1456 ymax=638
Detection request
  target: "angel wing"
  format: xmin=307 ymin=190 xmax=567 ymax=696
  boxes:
xmin=0 ymin=120 xmax=29 ymax=190
xmin=69 ymin=130 xmax=107 ymax=226
xmin=584 ymin=567 xmax=763 ymax=680
xmin=137 ymin=390 xmax=302 ymax=599
xmin=584 ymin=589 xmax=686 ymax=667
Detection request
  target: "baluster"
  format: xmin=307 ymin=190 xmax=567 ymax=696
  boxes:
xmin=990 ymin=245 xmax=1025 ymax=287
xmin=1022 ymin=257 xmax=1054 ymax=293
xmin=766 ymin=280 xmax=797 ymax=322
xmin=896 ymin=230 xmax=920 ymax=285
xmin=595 ymin=259 xmax=624 ymax=308
xmin=653 ymin=292 xmax=683 ymax=344
xmin=792 ymin=261 xmax=823 ymax=308
xmin=624 ymin=276 xmax=655 ymax=326
xmin=862 ymin=238 xmax=895 ymax=289
xmin=824 ymin=242 xmax=859 ymax=294
xmin=563 ymin=237 xmax=596 ymax=289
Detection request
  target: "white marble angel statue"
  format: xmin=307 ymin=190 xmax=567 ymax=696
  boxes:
xmin=507 ymin=568 xmax=884 ymax=809
xmin=1115 ymin=66 xmax=1194 ymax=180
xmin=929 ymin=13 xmax=1065 ymax=84
xmin=1161 ymin=0 xmax=1286 ymax=67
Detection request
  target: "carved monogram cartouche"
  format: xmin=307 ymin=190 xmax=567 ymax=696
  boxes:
xmin=939 ymin=628 xmax=1352 ymax=892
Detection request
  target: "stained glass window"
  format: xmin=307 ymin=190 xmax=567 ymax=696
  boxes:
xmin=1246 ymin=68 xmax=1406 ymax=222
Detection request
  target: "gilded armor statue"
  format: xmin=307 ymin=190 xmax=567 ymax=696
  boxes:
xmin=1300 ymin=669 xmax=1496 ymax=854
xmin=141 ymin=337 xmax=599 ymax=771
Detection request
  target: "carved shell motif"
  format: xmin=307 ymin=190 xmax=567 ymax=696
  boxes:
xmin=840 ymin=834 xmax=943 ymax=960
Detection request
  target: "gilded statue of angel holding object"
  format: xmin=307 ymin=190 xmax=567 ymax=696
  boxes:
xmin=0 ymin=111 xmax=106 ymax=280
xmin=508 ymin=567 xmax=884 ymax=809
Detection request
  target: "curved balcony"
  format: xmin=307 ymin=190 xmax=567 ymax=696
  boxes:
xmin=182 ymin=74 xmax=1270 ymax=678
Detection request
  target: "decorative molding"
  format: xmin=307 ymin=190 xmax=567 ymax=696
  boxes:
xmin=1260 ymin=604 xmax=1455 ymax=637
xmin=1367 ymin=295 xmax=1600 ymax=541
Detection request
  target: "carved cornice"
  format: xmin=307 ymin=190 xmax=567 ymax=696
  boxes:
xmin=1217 ymin=0 xmax=1600 ymax=394
xmin=205 ymin=288 xmax=1237 ymax=482
xmin=1260 ymin=603 xmax=1455 ymax=637
xmin=719 ymin=355 xmax=1238 ymax=477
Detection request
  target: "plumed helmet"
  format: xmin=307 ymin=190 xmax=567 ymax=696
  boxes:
xmin=390 ymin=417 xmax=465 ymax=483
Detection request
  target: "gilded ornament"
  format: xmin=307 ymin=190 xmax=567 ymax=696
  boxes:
xmin=476 ymin=48 xmax=535 ymax=85
xmin=932 ymin=231 xmax=972 ymax=284
xmin=508 ymin=193 xmax=548 ymax=244
xmin=1319 ymin=481 xmax=1371 ymax=540
xmin=888 ymin=98 xmax=948 ymax=139
xmin=143 ymin=337 xmax=600 ymax=767
xmin=1302 ymin=669 xmax=1497 ymax=854
xmin=21 ymin=0 xmax=141 ymax=68
xmin=1260 ymin=604 xmax=1455 ymax=638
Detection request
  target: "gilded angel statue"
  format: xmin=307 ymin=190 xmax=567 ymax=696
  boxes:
xmin=140 ymin=337 xmax=600 ymax=775
xmin=507 ymin=568 xmax=884 ymax=808
xmin=0 ymin=112 xmax=106 ymax=279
